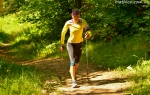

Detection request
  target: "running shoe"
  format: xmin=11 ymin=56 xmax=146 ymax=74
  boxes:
xmin=72 ymin=81 xmax=77 ymax=88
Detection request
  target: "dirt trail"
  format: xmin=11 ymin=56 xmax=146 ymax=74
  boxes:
xmin=20 ymin=58 xmax=131 ymax=95
xmin=0 ymin=44 xmax=131 ymax=95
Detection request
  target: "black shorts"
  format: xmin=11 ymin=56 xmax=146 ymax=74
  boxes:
xmin=67 ymin=42 xmax=82 ymax=63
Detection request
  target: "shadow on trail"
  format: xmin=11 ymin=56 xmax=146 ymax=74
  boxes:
xmin=0 ymin=30 xmax=11 ymax=43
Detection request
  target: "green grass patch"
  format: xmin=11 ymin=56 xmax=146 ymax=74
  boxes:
xmin=118 ymin=60 xmax=150 ymax=94
xmin=81 ymin=34 xmax=150 ymax=69
xmin=0 ymin=14 xmax=28 ymax=35
xmin=0 ymin=14 xmax=63 ymax=60
xmin=0 ymin=59 xmax=43 ymax=95
xmin=0 ymin=14 xmax=31 ymax=45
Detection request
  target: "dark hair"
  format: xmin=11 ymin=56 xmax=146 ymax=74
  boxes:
xmin=72 ymin=9 xmax=80 ymax=15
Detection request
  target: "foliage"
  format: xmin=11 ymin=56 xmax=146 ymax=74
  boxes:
xmin=17 ymin=0 xmax=72 ymax=42
xmin=81 ymin=0 xmax=150 ymax=41
xmin=2 ymin=0 xmax=150 ymax=42
xmin=3 ymin=0 xmax=25 ymax=14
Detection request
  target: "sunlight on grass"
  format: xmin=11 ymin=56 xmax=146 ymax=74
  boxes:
xmin=0 ymin=14 xmax=20 ymax=35
xmin=0 ymin=14 xmax=32 ymax=44
xmin=81 ymin=34 xmax=150 ymax=69
xmin=0 ymin=59 xmax=43 ymax=95
xmin=121 ymin=60 xmax=150 ymax=94
xmin=37 ymin=42 xmax=59 ymax=58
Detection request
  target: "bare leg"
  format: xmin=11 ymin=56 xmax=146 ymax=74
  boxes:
xmin=75 ymin=63 xmax=79 ymax=80
xmin=70 ymin=66 xmax=76 ymax=81
xmin=75 ymin=63 xmax=79 ymax=72
xmin=70 ymin=63 xmax=79 ymax=81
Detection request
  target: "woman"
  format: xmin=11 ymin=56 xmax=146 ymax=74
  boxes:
xmin=60 ymin=9 xmax=92 ymax=88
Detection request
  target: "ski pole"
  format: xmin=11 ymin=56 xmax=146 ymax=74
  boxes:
xmin=59 ymin=47 xmax=64 ymax=80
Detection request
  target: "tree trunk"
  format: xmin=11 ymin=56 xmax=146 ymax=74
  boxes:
xmin=75 ymin=0 xmax=81 ymax=9
xmin=0 ymin=0 xmax=4 ymax=15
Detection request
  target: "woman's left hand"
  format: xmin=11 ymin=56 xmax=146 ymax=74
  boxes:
xmin=84 ymin=32 xmax=90 ymax=39
xmin=84 ymin=31 xmax=92 ymax=39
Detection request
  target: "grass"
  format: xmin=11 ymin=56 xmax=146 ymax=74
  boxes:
xmin=81 ymin=34 xmax=150 ymax=69
xmin=117 ymin=60 xmax=150 ymax=94
xmin=0 ymin=59 xmax=43 ymax=95
xmin=0 ymin=14 xmax=62 ymax=60
xmin=1 ymin=14 xmax=150 ymax=94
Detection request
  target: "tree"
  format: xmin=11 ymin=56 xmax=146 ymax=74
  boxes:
xmin=75 ymin=0 xmax=81 ymax=9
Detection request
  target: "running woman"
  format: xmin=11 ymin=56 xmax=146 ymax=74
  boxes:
xmin=60 ymin=9 xmax=92 ymax=88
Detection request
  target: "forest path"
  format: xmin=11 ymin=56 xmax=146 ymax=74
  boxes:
xmin=0 ymin=43 xmax=131 ymax=95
